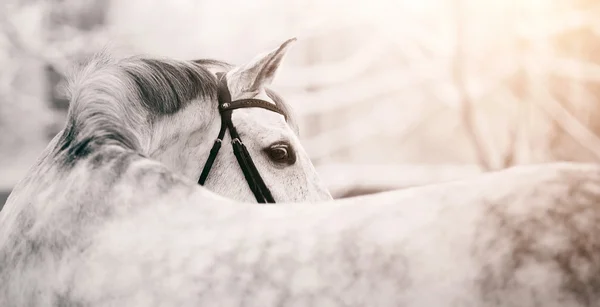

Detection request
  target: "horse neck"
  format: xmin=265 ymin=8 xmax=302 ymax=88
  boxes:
xmin=145 ymin=96 xmax=220 ymax=179
xmin=2 ymin=89 xmax=220 ymax=221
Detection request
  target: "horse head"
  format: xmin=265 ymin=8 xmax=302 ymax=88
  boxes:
xmin=57 ymin=38 xmax=331 ymax=203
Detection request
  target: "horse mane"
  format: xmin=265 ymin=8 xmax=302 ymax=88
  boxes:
xmin=55 ymin=51 xmax=298 ymax=165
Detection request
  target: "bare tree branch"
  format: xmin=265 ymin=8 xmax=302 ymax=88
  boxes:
xmin=534 ymin=87 xmax=600 ymax=160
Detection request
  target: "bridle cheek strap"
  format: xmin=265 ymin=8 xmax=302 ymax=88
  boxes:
xmin=198 ymin=73 xmax=286 ymax=204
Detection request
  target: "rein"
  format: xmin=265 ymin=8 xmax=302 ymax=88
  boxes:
xmin=197 ymin=73 xmax=287 ymax=203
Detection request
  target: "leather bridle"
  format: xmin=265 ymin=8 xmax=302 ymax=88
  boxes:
xmin=197 ymin=73 xmax=288 ymax=203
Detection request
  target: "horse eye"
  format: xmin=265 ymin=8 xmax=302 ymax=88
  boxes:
xmin=265 ymin=143 xmax=296 ymax=165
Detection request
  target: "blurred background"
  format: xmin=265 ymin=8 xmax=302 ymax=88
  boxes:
xmin=1 ymin=0 xmax=600 ymax=207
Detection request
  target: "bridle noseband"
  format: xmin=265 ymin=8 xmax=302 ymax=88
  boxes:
xmin=197 ymin=73 xmax=288 ymax=203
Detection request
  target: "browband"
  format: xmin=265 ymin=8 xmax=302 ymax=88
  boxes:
xmin=219 ymin=99 xmax=287 ymax=121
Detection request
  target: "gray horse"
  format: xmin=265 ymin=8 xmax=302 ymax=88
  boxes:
xmin=2 ymin=39 xmax=600 ymax=306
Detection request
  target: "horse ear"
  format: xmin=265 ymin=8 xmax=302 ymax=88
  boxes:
xmin=230 ymin=38 xmax=297 ymax=93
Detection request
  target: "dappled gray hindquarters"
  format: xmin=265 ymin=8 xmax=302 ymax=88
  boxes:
xmin=3 ymin=160 xmax=600 ymax=306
